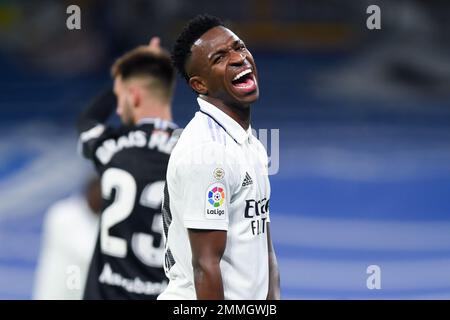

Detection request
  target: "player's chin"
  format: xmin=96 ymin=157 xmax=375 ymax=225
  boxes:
xmin=242 ymin=92 xmax=259 ymax=106
xmin=227 ymin=86 xmax=259 ymax=107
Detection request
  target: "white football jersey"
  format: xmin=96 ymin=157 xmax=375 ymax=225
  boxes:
xmin=158 ymin=97 xmax=271 ymax=300
xmin=33 ymin=195 xmax=99 ymax=300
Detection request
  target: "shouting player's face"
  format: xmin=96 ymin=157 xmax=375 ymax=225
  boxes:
xmin=188 ymin=26 xmax=259 ymax=108
xmin=113 ymin=76 xmax=135 ymax=126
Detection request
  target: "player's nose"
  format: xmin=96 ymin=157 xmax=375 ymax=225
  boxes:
xmin=229 ymin=50 xmax=246 ymax=66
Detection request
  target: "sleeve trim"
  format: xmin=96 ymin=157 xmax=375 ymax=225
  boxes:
xmin=184 ymin=219 xmax=228 ymax=231
xmin=80 ymin=124 xmax=105 ymax=143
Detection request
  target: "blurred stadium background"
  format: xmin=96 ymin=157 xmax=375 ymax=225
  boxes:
xmin=1 ymin=0 xmax=450 ymax=299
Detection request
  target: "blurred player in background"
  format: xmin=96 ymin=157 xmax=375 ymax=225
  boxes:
xmin=158 ymin=15 xmax=280 ymax=300
xmin=77 ymin=38 xmax=179 ymax=299
xmin=33 ymin=176 xmax=101 ymax=300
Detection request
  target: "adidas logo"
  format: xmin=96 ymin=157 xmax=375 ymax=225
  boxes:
xmin=242 ymin=172 xmax=253 ymax=187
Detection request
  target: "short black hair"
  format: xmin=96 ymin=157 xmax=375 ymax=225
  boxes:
xmin=111 ymin=46 xmax=176 ymax=100
xmin=172 ymin=14 xmax=224 ymax=82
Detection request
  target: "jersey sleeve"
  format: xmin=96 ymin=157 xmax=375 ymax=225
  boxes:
xmin=76 ymin=89 xmax=117 ymax=162
xmin=174 ymin=142 xmax=237 ymax=231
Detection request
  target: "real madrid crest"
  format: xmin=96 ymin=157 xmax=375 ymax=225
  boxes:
xmin=213 ymin=167 xmax=225 ymax=180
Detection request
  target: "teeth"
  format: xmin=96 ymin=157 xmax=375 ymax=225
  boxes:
xmin=232 ymin=69 xmax=252 ymax=81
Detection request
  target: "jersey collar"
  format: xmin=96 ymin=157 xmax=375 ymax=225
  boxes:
xmin=197 ymin=97 xmax=252 ymax=145
xmin=136 ymin=118 xmax=178 ymax=130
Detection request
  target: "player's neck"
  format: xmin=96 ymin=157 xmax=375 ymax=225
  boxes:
xmin=201 ymin=96 xmax=251 ymax=131
xmin=135 ymin=102 xmax=172 ymax=123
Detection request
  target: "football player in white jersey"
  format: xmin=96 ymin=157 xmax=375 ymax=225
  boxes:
xmin=158 ymin=14 xmax=280 ymax=300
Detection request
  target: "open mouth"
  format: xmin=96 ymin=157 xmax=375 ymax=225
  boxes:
xmin=231 ymin=68 xmax=257 ymax=94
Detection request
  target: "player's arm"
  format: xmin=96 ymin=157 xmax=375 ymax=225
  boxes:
xmin=188 ymin=229 xmax=227 ymax=300
xmin=77 ymin=89 xmax=116 ymax=133
xmin=266 ymin=223 xmax=281 ymax=300
xmin=177 ymin=143 xmax=232 ymax=299
xmin=76 ymin=89 xmax=116 ymax=159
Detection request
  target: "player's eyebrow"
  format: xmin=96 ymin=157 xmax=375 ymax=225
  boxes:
xmin=208 ymin=47 xmax=227 ymax=61
xmin=233 ymin=39 xmax=243 ymax=47
xmin=207 ymin=35 xmax=244 ymax=63
xmin=208 ymin=36 xmax=238 ymax=57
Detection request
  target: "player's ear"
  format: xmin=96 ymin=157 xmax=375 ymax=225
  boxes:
xmin=129 ymin=86 xmax=141 ymax=108
xmin=189 ymin=76 xmax=208 ymax=95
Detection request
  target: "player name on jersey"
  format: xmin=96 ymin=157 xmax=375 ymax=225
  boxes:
xmin=96 ymin=129 xmax=179 ymax=165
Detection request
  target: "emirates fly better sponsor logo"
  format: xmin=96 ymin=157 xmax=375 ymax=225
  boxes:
xmin=244 ymin=198 xmax=270 ymax=236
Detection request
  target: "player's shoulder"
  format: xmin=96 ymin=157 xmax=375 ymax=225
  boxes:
xmin=175 ymin=111 xmax=228 ymax=152
xmin=168 ymin=113 xmax=241 ymax=181
xmin=44 ymin=196 xmax=90 ymax=230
